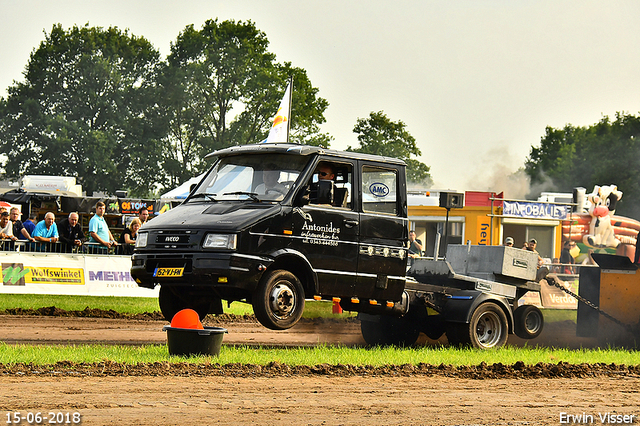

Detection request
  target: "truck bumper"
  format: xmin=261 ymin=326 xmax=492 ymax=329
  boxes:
xmin=131 ymin=252 xmax=273 ymax=295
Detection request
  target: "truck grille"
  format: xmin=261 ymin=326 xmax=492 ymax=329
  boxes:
xmin=154 ymin=231 xmax=196 ymax=249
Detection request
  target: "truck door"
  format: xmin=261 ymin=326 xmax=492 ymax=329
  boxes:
xmin=290 ymin=160 xmax=359 ymax=298
xmin=356 ymin=163 xmax=408 ymax=302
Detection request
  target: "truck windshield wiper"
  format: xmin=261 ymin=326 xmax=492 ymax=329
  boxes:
xmin=223 ymin=192 xmax=260 ymax=202
xmin=188 ymin=193 xmax=217 ymax=201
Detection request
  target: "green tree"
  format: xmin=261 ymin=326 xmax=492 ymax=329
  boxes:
xmin=348 ymin=111 xmax=431 ymax=184
xmin=0 ymin=24 xmax=166 ymax=197
xmin=525 ymin=113 xmax=640 ymax=219
xmin=159 ymin=19 xmax=331 ymax=185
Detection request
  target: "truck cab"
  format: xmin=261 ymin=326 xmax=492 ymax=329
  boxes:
xmin=131 ymin=143 xmax=409 ymax=329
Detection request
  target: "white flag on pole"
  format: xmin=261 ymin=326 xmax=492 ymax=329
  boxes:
xmin=265 ymin=82 xmax=291 ymax=143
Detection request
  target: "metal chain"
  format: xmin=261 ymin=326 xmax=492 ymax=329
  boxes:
xmin=546 ymin=276 xmax=636 ymax=335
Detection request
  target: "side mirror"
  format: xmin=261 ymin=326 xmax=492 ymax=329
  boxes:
xmin=312 ymin=180 xmax=334 ymax=205
xmin=294 ymin=186 xmax=310 ymax=207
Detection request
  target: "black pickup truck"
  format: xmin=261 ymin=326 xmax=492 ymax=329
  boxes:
xmin=132 ymin=143 xmax=543 ymax=349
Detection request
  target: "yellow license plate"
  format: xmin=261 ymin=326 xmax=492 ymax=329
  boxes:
xmin=154 ymin=267 xmax=184 ymax=277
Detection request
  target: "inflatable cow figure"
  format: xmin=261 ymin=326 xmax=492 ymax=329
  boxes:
xmin=583 ymin=185 xmax=623 ymax=248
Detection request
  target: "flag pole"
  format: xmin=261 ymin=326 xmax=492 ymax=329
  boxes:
xmin=286 ymin=76 xmax=293 ymax=144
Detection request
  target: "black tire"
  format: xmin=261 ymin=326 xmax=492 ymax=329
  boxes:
xmin=159 ymin=286 xmax=181 ymax=322
xmin=513 ymin=305 xmax=544 ymax=339
xmin=444 ymin=323 xmax=469 ymax=347
xmin=360 ymin=315 xmax=420 ymax=347
xmin=158 ymin=286 xmax=211 ymax=322
xmin=360 ymin=319 xmax=387 ymax=346
xmin=252 ymin=270 xmax=305 ymax=330
xmin=423 ymin=316 xmax=446 ymax=341
xmin=446 ymin=302 xmax=508 ymax=349
xmin=188 ymin=298 xmax=213 ymax=321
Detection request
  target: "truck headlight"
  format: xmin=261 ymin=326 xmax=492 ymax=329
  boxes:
xmin=136 ymin=232 xmax=148 ymax=248
xmin=202 ymin=234 xmax=237 ymax=250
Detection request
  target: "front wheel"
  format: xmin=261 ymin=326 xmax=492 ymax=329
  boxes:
xmin=252 ymin=270 xmax=305 ymax=330
xmin=446 ymin=302 xmax=508 ymax=349
xmin=158 ymin=286 xmax=211 ymax=322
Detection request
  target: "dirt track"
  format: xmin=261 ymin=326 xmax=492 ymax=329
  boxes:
xmin=3 ymin=375 xmax=639 ymax=426
xmin=0 ymin=308 xmax=605 ymax=348
xmin=0 ymin=314 xmax=365 ymax=347
xmin=0 ymin=313 xmax=638 ymax=425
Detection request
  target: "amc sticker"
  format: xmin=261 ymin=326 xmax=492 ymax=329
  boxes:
xmin=369 ymin=182 xmax=389 ymax=197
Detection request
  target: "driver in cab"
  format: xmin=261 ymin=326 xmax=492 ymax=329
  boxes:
xmin=316 ymin=163 xmax=335 ymax=181
xmin=312 ymin=163 xmax=348 ymax=207
xmin=255 ymin=164 xmax=286 ymax=195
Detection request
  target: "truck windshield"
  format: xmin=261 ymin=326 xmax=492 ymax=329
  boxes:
xmin=190 ymin=153 xmax=309 ymax=202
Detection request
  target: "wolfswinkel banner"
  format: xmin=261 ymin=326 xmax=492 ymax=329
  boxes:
xmin=0 ymin=252 xmax=158 ymax=297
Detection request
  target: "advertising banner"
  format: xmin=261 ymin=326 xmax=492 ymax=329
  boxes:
xmin=539 ymin=278 xmax=578 ymax=309
xmin=519 ymin=279 xmax=578 ymax=309
xmin=84 ymin=256 xmax=157 ymax=297
xmin=503 ymin=201 xmax=568 ymax=220
xmin=0 ymin=253 xmax=158 ymax=298
xmin=119 ymin=200 xmax=155 ymax=215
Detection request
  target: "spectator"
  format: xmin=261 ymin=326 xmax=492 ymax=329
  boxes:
xmin=32 ymin=212 xmax=59 ymax=247
xmin=0 ymin=211 xmax=18 ymax=241
xmin=408 ymin=230 xmax=423 ymax=259
xmin=88 ymin=201 xmax=117 ymax=251
xmin=118 ymin=218 xmax=141 ymax=255
xmin=23 ymin=214 xmax=37 ymax=236
xmin=9 ymin=207 xmax=35 ymax=242
xmin=503 ymin=236 xmax=514 ymax=247
xmin=138 ymin=207 xmax=150 ymax=225
xmin=559 ymin=240 xmax=576 ymax=274
xmin=528 ymin=238 xmax=544 ymax=268
xmin=58 ymin=212 xmax=85 ymax=253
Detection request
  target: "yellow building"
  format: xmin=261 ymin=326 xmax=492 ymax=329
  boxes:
xmin=408 ymin=190 xmax=565 ymax=261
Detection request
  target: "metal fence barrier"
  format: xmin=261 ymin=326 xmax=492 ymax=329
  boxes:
xmin=0 ymin=240 xmax=133 ymax=256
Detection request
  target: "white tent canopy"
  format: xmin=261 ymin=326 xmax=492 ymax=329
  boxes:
xmin=160 ymin=174 xmax=205 ymax=200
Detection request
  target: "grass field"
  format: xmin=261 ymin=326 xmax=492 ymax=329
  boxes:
xmin=0 ymin=342 xmax=638 ymax=366
xmin=0 ymin=294 xmax=162 ymax=314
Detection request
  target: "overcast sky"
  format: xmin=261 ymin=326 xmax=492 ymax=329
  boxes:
xmin=2 ymin=0 xmax=640 ymax=196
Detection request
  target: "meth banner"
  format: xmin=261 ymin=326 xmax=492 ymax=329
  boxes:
xmin=84 ymin=256 xmax=157 ymax=297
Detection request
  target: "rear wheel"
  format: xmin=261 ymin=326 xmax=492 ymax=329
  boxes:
xmin=159 ymin=286 xmax=211 ymax=322
xmin=252 ymin=270 xmax=305 ymax=330
xmin=513 ymin=305 xmax=544 ymax=339
xmin=360 ymin=318 xmax=386 ymax=346
xmin=446 ymin=302 xmax=508 ymax=349
xmin=360 ymin=315 xmax=420 ymax=347
xmin=423 ymin=316 xmax=446 ymax=341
